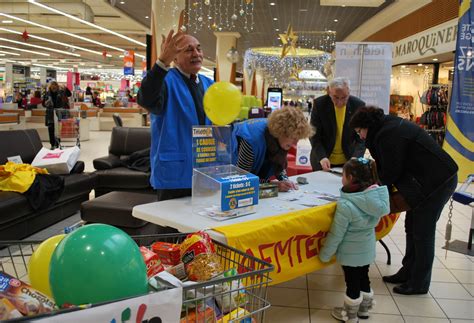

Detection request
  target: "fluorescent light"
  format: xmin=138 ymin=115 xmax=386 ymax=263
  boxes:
xmin=29 ymin=0 xmax=145 ymax=47
xmin=0 ymin=27 xmax=112 ymax=57
xmin=120 ymin=1 xmax=125 ymax=3
xmin=273 ymin=17 xmax=278 ymax=21
xmin=1 ymin=20 xmax=13 ymax=23
xmin=145 ymin=16 xmax=149 ymax=19
xmin=432 ymin=58 xmax=438 ymax=61
xmin=275 ymin=28 xmax=279 ymax=31
xmin=270 ymin=2 xmax=276 ymax=5
xmin=32 ymin=63 xmax=70 ymax=71
xmin=0 ymin=45 xmax=50 ymax=57
xmin=417 ymin=63 xmax=423 ymax=66
xmin=0 ymin=13 xmax=145 ymax=59
xmin=0 ymin=36 xmax=81 ymax=57
xmin=334 ymin=19 xmax=338 ymax=22
xmin=0 ymin=50 xmax=20 ymax=56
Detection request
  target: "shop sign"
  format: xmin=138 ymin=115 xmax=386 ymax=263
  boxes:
xmin=123 ymin=50 xmax=135 ymax=76
xmin=393 ymin=18 xmax=458 ymax=65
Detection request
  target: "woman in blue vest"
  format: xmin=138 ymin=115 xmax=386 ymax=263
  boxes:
xmin=231 ymin=107 xmax=314 ymax=191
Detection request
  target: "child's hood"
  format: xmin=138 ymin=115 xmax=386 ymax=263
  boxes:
xmin=340 ymin=185 xmax=390 ymax=218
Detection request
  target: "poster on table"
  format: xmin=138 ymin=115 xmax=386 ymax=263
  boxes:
xmin=443 ymin=0 xmax=474 ymax=182
xmin=123 ymin=50 xmax=135 ymax=76
xmin=34 ymin=287 xmax=183 ymax=322
xmin=335 ymin=42 xmax=392 ymax=113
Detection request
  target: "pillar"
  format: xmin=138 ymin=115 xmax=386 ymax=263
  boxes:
xmin=214 ymin=32 xmax=240 ymax=83
xmin=150 ymin=0 xmax=186 ymax=64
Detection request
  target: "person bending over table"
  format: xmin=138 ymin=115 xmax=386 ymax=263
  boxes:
xmin=350 ymin=106 xmax=458 ymax=295
xmin=231 ymin=107 xmax=314 ymax=192
xmin=138 ymin=29 xmax=213 ymax=201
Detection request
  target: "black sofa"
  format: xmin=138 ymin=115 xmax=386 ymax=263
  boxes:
xmin=93 ymin=127 xmax=154 ymax=197
xmin=0 ymin=129 xmax=97 ymax=240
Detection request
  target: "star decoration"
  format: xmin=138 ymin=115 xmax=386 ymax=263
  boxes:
xmin=289 ymin=63 xmax=302 ymax=80
xmin=279 ymin=24 xmax=298 ymax=59
xmin=21 ymin=29 xmax=29 ymax=41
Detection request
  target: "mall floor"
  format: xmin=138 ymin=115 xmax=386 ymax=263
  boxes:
xmin=22 ymin=130 xmax=474 ymax=322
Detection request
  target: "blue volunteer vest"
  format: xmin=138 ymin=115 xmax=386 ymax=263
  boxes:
xmin=231 ymin=118 xmax=269 ymax=176
xmin=150 ymin=68 xmax=213 ymax=189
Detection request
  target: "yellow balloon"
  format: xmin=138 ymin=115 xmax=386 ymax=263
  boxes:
xmin=28 ymin=234 xmax=65 ymax=297
xmin=204 ymin=81 xmax=242 ymax=125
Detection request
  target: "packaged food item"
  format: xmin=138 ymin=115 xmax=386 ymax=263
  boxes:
xmin=0 ymin=272 xmax=55 ymax=317
xmin=139 ymin=246 xmax=165 ymax=278
xmin=165 ymin=262 xmax=187 ymax=280
xmin=219 ymin=307 xmax=253 ymax=323
xmin=0 ymin=298 xmax=22 ymax=320
xmin=215 ymin=268 xmax=248 ymax=313
xmin=180 ymin=232 xmax=222 ymax=281
xmin=180 ymin=306 xmax=216 ymax=323
xmin=151 ymin=241 xmax=181 ymax=266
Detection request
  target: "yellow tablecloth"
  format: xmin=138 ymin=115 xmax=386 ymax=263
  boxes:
xmin=214 ymin=203 xmax=399 ymax=285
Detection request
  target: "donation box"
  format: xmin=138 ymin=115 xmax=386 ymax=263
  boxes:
xmin=191 ymin=126 xmax=260 ymax=220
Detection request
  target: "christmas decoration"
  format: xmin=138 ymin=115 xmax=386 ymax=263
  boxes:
xmin=279 ymin=24 xmax=298 ymax=59
xmin=289 ymin=63 xmax=302 ymax=80
xmin=244 ymin=47 xmax=331 ymax=85
xmin=102 ymin=50 xmax=108 ymax=59
xmin=21 ymin=29 xmax=29 ymax=41
xmin=226 ymin=46 xmax=239 ymax=63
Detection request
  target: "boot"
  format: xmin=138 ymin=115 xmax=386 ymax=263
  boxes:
xmin=331 ymin=295 xmax=362 ymax=323
xmin=358 ymin=289 xmax=375 ymax=319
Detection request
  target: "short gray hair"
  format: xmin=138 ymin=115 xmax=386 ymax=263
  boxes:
xmin=328 ymin=77 xmax=350 ymax=90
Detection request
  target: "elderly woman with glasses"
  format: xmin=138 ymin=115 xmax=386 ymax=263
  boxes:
xmin=350 ymin=106 xmax=458 ymax=295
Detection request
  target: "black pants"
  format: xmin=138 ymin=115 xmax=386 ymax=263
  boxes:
xmin=398 ymin=174 xmax=458 ymax=291
xmin=342 ymin=265 xmax=371 ymax=299
xmin=47 ymin=123 xmax=58 ymax=148
xmin=156 ymin=188 xmax=192 ymax=202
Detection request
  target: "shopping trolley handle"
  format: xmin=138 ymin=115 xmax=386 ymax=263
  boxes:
xmin=453 ymin=174 xmax=474 ymax=205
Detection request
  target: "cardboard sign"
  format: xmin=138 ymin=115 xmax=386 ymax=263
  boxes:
xmin=35 ymin=287 xmax=183 ymax=323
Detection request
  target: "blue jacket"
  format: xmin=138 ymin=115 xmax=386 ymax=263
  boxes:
xmin=150 ymin=68 xmax=213 ymax=189
xmin=231 ymin=119 xmax=269 ymax=177
xmin=319 ymin=185 xmax=390 ymax=266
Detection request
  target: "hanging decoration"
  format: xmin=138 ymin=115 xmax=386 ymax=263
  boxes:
xmin=279 ymin=24 xmax=298 ymax=59
xmin=226 ymin=46 xmax=239 ymax=63
xmin=244 ymin=47 xmax=331 ymax=86
xmin=21 ymin=29 xmax=29 ymax=41
xmin=102 ymin=50 xmax=108 ymax=59
xmin=295 ymin=30 xmax=337 ymax=53
xmin=184 ymin=0 xmax=255 ymax=33
xmin=289 ymin=63 xmax=302 ymax=81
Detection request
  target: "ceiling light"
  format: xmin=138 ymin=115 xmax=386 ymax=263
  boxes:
xmin=28 ymin=0 xmax=145 ymax=47
xmin=0 ymin=45 xmax=49 ymax=57
xmin=401 ymin=65 xmax=406 ymax=68
xmin=334 ymin=19 xmax=338 ymax=22
xmin=275 ymin=28 xmax=279 ymax=31
xmin=299 ymin=9 xmax=308 ymax=12
xmin=0 ymin=28 xmax=112 ymax=58
xmin=1 ymin=20 xmax=13 ymax=24
xmin=120 ymin=1 xmax=125 ymax=3
xmin=273 ymin=17 xmax=278 ymax=21
xmin=145 ymin=16 xmax=149 ymax=19
xmin=0 ymin=50 xmax=20 ymax=56
xmin=0 ymin=37 xmax=80 ymax=57
xmin=97 ymin=65 xmax=103 ymax=68
xmin=0 ymin=13 xmax=145 ymax=59
xmin=342 ymin=5 xmax=346 ymax=7
xmin=32 ymin=63 xmax=70 ymax=71
xmin=417 ymin=63 xmax=423 ymax=66
xmin=270 ymin=2 xmax=276 ymax=5
xmin=432 ymin=58 xmax=438 ymax=61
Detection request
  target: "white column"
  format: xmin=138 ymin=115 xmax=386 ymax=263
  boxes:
xmin=214 ymin=32 xmax=240 ymax=83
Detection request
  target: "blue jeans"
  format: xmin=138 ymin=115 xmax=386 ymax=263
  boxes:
xmin=398 ymin=174 xmax=457 ymax=291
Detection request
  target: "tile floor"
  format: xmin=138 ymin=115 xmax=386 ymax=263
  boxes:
xmin=5 ymin=129 xmax=474 ymax=322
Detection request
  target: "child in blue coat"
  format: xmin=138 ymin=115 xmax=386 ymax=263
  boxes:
xmin=319 ymin=157 xmax=390 ymax=323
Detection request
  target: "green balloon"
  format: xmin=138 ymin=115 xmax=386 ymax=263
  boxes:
xmin=49 ymin=224 xmax=148 ymax=307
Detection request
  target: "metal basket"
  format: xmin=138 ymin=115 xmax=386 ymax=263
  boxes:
xmin=0 ymin=233 xmax=273 ymax=322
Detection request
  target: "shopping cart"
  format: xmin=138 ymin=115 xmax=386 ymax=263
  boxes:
xmin=0 ymin=233 xmax=273 ymax=322
xmin=54 ymin=108 xmax=80 ymax=148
